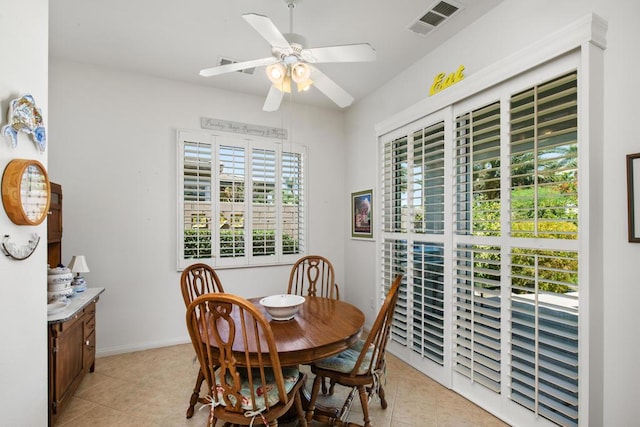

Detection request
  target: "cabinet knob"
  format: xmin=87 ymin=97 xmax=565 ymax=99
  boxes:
xmin=86 ymin=340 xmax=90 ymax=346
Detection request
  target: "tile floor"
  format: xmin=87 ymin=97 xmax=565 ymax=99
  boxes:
xmin=54 ymin=343 xmax=509 ymax=427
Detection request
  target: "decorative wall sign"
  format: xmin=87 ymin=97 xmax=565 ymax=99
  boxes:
xmin=2 ymin=94 xmax=47 ymax=152
xmin=429 ymin=65 xmax=465 ymax=96
xmin=351 ymin=189 xmax=373 ymax=239
xmin=1 ymin=233 xmax=40 ymax=260
xmin=201 ymin=117 xmax=288 ymax=139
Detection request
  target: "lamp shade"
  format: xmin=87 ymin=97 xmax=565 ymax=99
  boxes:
xmin=291 ymin=62 xmax=311 ymax=83
xmin=266 ymin=62 xmax=287 ymax=84
xmin=68 ymin=255 xmax=90 ymax=273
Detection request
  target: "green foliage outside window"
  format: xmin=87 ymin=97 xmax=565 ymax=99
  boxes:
xmin=470 ymin=183 xmax=578 ymax=294
xmin=184 ymin=229 xmax=299 ymax=259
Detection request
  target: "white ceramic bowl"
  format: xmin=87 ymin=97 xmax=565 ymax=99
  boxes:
xmin=259 ymin=294 xmax=305 ymax=321
xmin=48 ymin=267 xmax=73 ymax=286
xmin=48 ymin=282 xmax=71 ymax=292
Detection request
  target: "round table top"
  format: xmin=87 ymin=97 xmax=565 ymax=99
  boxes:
xmin=249 ymin=296 xmax=365 ymax=365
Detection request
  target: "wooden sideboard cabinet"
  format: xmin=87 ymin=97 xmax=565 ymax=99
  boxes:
xmin=48 ymin=288 xmax=104 ymax=425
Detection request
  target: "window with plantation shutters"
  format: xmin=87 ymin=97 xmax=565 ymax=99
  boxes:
xmin=177 ymin=131 xmax=306 ymax=269
xmin=379 ymin=69 xmax=582 ymax=427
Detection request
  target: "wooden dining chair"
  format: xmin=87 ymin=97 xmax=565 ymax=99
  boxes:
xmin=288 ymin=254 xmax=340 ymax=394
xmin=288 ymin=255 xmax=339 ymax=299
xmin=186 ymin=293 xmax=308 ymax=427
xmin=305 ymin=274 xmax=403 ymax=427
xmin=180 ymin=263 xmax=225 ymax=418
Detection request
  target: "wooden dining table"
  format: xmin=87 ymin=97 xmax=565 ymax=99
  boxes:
xmin=247 ymin=295 xmax=365 ymax=366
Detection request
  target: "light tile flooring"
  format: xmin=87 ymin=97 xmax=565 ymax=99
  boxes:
xmin=55 ymin=344 xmax=509 ymax=427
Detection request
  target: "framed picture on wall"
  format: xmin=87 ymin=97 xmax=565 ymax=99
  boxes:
xmin=627 ymin=153 xmax=640 ymax=242
xmin=351 ymin=189 xmax=373 ymax=239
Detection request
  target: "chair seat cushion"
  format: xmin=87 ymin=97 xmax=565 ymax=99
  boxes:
xmin=313 ymin=339 xmax=373 ymax=375
xmin=214 ymin=366 xmax=299 ymax=411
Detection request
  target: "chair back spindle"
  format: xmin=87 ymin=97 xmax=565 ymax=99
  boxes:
xmin=288 ymin=255 xmax=337 ymax=299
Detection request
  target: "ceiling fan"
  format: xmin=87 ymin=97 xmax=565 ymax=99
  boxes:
xmin=199 ymin=0 xmax=376 ymax=112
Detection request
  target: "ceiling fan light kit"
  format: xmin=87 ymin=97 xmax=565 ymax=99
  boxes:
xmin=198 ymin=0 xmax=376 ymax=111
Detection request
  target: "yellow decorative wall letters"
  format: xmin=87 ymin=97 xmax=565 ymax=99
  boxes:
xmin=429 ymin=65 xmax=465 ymax=96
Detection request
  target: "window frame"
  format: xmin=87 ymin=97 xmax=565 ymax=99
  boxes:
xmin=177 ymin=129 xmax=307 ymax=270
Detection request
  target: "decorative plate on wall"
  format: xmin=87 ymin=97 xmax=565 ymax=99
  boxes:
xmin=2 ymin=94 xmax=47 ymax=152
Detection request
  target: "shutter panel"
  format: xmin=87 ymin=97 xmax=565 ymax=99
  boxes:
xmin=251 ymin=148 xmax=277 ymax=257
xmin=509 ymin=248 xmax=579 ymax=426
xmin=454 ymin=243 xmax=502 ymax=393
xmin=454 ymin=101 xmax=501 ymax=236
xmin=510 ymin=72 xmax=578 ymax=239
xmin=382 ymin=136 xmax=408 ymax=233
xmin=411 ymin=242 xmax=445 ymax=364
xmin=219 ymin=145 xmax=246 ymax=258
xmin=381 ymin=239 xmax=407 ymax=345
xmin=412 ymin=122 xmax=445 ymax=234
xmin=508 ymin=71 xmax=580 ymax=427
xmin=282 ymin=151 xmax=303 ymax=254
xmin=183 ymin=140 xmax=212 ymax=259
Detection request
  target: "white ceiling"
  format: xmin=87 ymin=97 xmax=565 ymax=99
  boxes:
xmin=49 ymin=0 xmax=502 ymax=110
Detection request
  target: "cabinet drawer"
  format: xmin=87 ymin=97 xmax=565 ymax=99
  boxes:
xmin=84 ymin=314 xmax=96 ymax=337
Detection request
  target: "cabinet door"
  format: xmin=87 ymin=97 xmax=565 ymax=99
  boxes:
xmin=48 ymin=182 xmax=62 ymax=242
xmin=52 ymin=318 xmax=84 ymax=404
xmin=47 ymin=182 xmax=62 ymax=267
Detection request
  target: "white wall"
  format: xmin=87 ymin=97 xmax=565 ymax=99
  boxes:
xmin=48 ymin=59 xmax=346 ymax=355
xmin=0 ymin=0 xmax=48 ymax=424
xmin=344 ymin=0 xmax=640 ymax=425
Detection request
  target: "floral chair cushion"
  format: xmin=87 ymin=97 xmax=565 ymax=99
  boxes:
xmin=214 ymin=366 xmax=299 ymax=411
xmin=313 ymin=339 xmax=374 ymax=375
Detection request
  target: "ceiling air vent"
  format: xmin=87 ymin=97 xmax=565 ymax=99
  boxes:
xmin=218 ymin=57 xmax=255 ymax=75
xmin=408 ymin=1 xmax=461 ymax=36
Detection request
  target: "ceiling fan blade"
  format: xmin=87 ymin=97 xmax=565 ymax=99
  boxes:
xmin=263 ymin=86 xmax=285 ymax=112
xmin=199 ymin=57 xmax=278 ymax=77
xmin=302 ymin=43 xmax=376 ymax=63
xmin=310 ymin=66 xmax=354 ymax=108
xmin=243 ymin=13 xmax=291 ymax=49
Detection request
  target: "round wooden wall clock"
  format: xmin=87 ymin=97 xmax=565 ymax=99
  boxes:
xmin=2 ymin=159 xmax=51 ymax=226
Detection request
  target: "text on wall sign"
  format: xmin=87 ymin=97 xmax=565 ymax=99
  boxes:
xmin=429 ymin=65 xmax=465 ymax=96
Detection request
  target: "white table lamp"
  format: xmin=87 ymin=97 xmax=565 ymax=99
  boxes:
xmin=68 ymin=255 xmax=90 ymax=289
